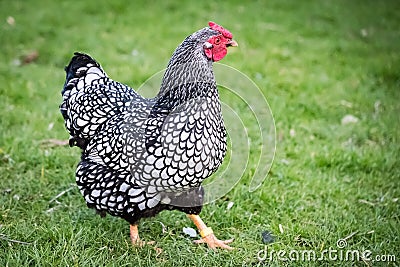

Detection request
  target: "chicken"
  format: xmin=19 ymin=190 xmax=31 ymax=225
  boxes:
xmin=60 ymin=21 xmax=238 ymax=250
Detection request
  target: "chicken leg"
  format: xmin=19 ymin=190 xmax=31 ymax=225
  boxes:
xmin=130 ymin=224 xmax=156 ymax=246
xmin=187 ymin=214 xmax=234 ymax=250
xmin=130 ymin=224 xmax=142 ymax=246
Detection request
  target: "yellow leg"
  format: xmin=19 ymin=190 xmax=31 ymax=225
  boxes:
xmin=187 ymin=214 xmax=234 ymax=250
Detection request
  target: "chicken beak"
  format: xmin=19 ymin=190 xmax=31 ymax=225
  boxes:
xmin=227 ymin=40 xmax=238 ymax=47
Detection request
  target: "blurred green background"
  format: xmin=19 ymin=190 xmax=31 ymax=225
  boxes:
xmin=0 ymin=0 xmax=399 ymax=266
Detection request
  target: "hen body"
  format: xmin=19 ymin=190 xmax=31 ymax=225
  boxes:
xmin=60 ymin=22 xmax=237 ymax=249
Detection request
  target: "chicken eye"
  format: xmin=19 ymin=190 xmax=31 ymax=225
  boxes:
xmin=214 ymin=37 xmax=221 ymax=45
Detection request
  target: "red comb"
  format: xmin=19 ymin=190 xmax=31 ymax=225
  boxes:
xmin=208 ymin=21 xmax=233 ymax=39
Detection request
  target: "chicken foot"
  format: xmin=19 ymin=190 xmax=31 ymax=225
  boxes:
xmin=129 ymin=224 xmax=155 ymax=246
xmin=187 ymin=214 xmax=234 ymax=250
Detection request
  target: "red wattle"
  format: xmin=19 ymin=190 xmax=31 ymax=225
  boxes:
xmin=212 ymin=47 xmax=227 ymax=61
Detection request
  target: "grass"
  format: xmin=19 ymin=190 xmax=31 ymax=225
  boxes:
xmin=0 ymin=0 xmax=399 ymax=266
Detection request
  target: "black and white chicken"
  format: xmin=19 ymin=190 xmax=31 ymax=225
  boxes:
xmin=60 ymin=22 xmax=238 ymax=250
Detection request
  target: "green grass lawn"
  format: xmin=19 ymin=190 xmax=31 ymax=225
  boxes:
xmin=1 ymin=0 xmax=399 ymax=266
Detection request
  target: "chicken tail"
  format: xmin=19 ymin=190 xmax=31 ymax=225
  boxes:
xmin=60 ymin=52 xmax=140 ymax=149
xmin=62 ymin=52 xmax=105 ymax=95
xmin=60 ymin=52 xmax=108 ymax=149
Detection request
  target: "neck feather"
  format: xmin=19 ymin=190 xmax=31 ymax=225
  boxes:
xmin=157 ymin=41 xmax=216 ymax=100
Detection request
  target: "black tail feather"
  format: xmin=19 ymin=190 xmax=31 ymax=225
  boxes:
xmin=62 ymin=52 xmax=100 ymax=95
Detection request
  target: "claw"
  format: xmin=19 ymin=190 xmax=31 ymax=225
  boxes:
xmin=187 ymin=214 xmax=234 ymax=250
xmin=130 ymin=224 xmax=156 ymax=247
xmin=193 ymin=233 xmax=234 ymax=250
